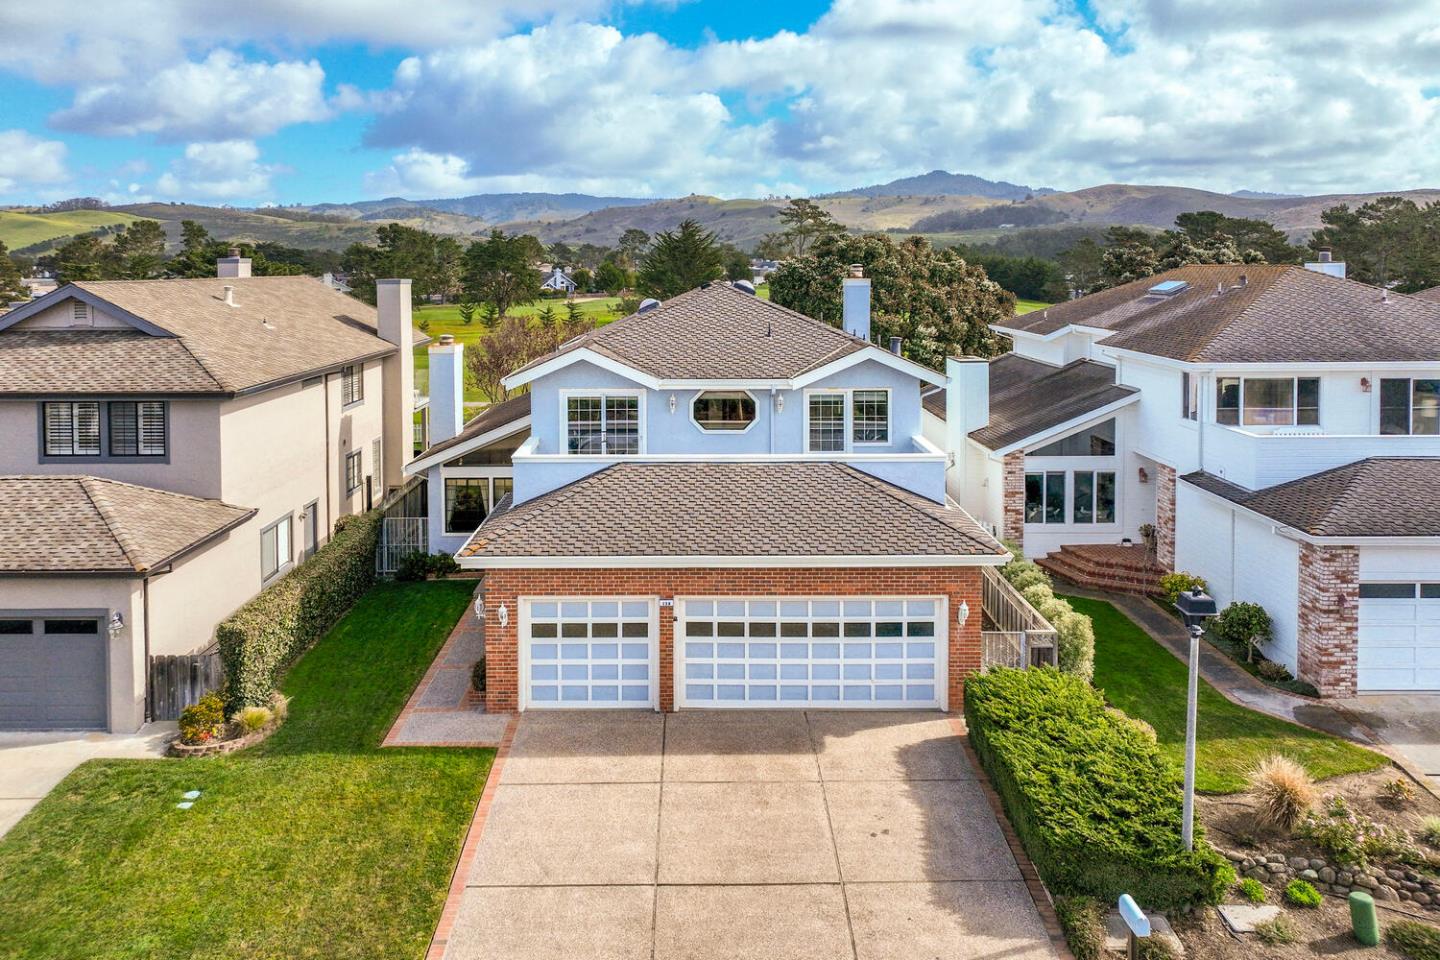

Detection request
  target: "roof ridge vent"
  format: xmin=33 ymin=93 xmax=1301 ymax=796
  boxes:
xmin=637 ymin=298 xmax=661 ymax=314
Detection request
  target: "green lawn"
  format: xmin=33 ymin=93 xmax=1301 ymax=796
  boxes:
xmin=0 ymin=209 xmax=153 ymax=249
xmin=1015 ymin=298 xmax=1051 ymax=314
xmin=1072 ymin=595 xmax=1386 ymax=794
xmin=0 ymin=580 xmax=492 ymax=960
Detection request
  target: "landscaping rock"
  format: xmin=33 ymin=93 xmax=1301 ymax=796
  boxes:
xmin=1300 ymin=869 xmax=1319 ymax=881
xmin=1218 ymin=904 xmax=1282 ymax=935
xmin=1245 ymin=867 xmax=1269 ymax=881
xmin=1288 ymin=856 xmax=1311 ymax=871
xmin=1309 ymin=859 xmax=1326 ymax=871
xmin=1388 ymin=869 xmax=1407 ymax=881
xmin=1374 ymin=886 xmax=1398 ymax=902
xmin=1338 ymin=871 xmax=1354 ymax=885
xmin=1319 ymin=867 xmax=1336 ymax=884
xmin=1355 ymin=874 xmax=1378 ymax=889
xmin=1266 ymin=854 xmax=1286 ymax=864
xmin=1266 ymin=862 xmax=1287 ymax=874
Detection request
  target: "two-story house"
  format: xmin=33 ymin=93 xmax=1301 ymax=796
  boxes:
xmin=0 ymin=257 xmax=420 ymax=731
xmin=925 ymin=262 xmax=1440 ymax=697
xmin=453 ymin=278 xmax=1008 ymax=714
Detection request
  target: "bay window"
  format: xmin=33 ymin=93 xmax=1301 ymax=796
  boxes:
xmin=1216 ymin=377 xmax=1319 ymax=427
xmin=566 ymin=393 xmax=641 ymax=454
xmin=1380 ymin=378 xmax=1440 ymax=435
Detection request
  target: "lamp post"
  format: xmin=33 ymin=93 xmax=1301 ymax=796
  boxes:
xmin=1174 ymin=586 xmax=1218 ymax=851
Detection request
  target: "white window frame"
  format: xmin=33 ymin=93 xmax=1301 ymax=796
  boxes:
xmin=688 ymin=389 xmax=760 ymax=435
xmin=519 ymin=597 xmax=660 ymax=710
xmin=1181 ymin=372 xmax=1199 ymax=421
xmin=802 ymin=387 xmax=892 ymax=453
xmin=340 ymin=364 xmax=364 ymax=407
xmin=260 ymin=513 xmax=293 ymax=584
xmin=1023 ymin=471 xmax=1067 ymax=525
xmin=1215 ymin=376 xmax=1320 ymax=428
xmin=557 ymin=388 xmax=647 ymax=456
xmin=673 ymin=596 xmax=948 ymax=710
xmin=1378 ymin=377 xmax=1440 ymax=436
xmin=1070 ymin=469 xmax=1118 ymax=525
xmin=344 ymin=449 xmax=363 ymax=493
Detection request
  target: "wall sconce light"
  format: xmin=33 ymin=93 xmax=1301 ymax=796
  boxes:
xmin=108 ymin=612 xmax=125 ymax=637
xmin=957 ymin=600 xmax=970 ymax=627
xmin=1138 ymin=467 xmax=1150 ymax=484
xmin=1360 ymin=377 xmax=1371 ymax=393
xmin=474 ymin=597 xmax=484 ymax=619
xmin=498 ymin=604 xmax=510 ymax=627
xmin=668 ymin=394 xmax=677 ymax=414
xmin=775 ymin=394 xmax=785 ymax=413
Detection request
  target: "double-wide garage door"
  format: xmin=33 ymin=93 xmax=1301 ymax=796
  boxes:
xmin=520 ymin=596 xmax=946 ymax=710
xmin=1358 ymin=582 xmax=1440 ymax=692
xmin=0 ymin=615 xmax=107 ymax=730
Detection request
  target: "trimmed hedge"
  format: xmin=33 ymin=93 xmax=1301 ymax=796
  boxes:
xmin=218 ymin=510 xmax=382 ymax=708
xmin=1000 ymin=543 xmax=1095 ymax=682
xmin=965 ymin=667 xmax=1234 ymax=909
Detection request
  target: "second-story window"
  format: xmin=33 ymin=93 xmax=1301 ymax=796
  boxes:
xmin=807 ymin=394 xmax=846 ymax=452
xmin=566 ymin=394 xmax=640 ymax=454
xmin=691 ymin=391 xmax=756 ymax=432
xmin=1380 ymin=379 xmax=1440 ymax=435
xmin=806 ymin=389 xmax=891 ymax=452
xmin=43 ymin=401 xmax=101 ymax=456
xmin=341 ymin=364 xmax=364 ymax=405
xmin=1181 ymin=372 xmax=1199 ymax=421
xmin=852 ymin=390 xmax=890 ymax=444
xmin=108 ymin=401 xmax=167 ymax=457
xmin=1216 ymin=377 xmax=1319 ymax=427
xmin=345 ymin=449 xmax=363 ymax=493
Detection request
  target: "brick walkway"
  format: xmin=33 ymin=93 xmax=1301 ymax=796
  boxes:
xmin=385 ymin=585 xmax=509 ymax=748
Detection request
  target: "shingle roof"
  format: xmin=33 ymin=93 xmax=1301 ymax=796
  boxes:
xmin=1181 ymin=459 xmax=1440 ymax=538
xmin=925 ymin=354 xmax=1136 ymax=451
xmin=0 ymin=476 xmax=255 ymax=574
xmin=999 ymin=265 xmax=1440 ymax=364
xmin=458 ymin=461 xmax=1006 ymax=561
xmin=409 ymin=393 xmax=530 ymax=467
xmin=509 ymin=282 xmax=873 ymax=382
xmin=1413 ymin=285 xmax=1440 ymax=303
xmin=0 ymin=277 xmax=408 ymax=395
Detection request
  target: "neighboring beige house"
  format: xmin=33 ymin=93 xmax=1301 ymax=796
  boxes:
xmin=0 ymin=257 xmax=420 ymax=732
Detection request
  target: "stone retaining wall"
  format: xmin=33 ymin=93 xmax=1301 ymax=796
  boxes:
xmin=1224 ymin=849 xmax=1439 ymax=909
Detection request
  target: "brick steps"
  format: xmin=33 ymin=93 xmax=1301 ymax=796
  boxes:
xmin=1037 ymin=544 xmax=1165 ymax=596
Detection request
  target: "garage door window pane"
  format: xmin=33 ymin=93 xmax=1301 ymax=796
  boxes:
xmin=44 ymin=619 xmax=99 ymax=634
xmin=1421 ymin=584 xmax=1440 ymax=599
xmin=0 ymin=619 xmax=33 ymax=634
xmin=1359 ymin=583 xmax=1417 ymax=599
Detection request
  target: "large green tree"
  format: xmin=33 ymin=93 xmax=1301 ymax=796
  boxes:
xmin=757 ymin=198 xmax=845 ymax=259
xmin=768 ymin=233 xmax=1013 ymax=366
xmin=0 ymin=240 xmax=27 ymax=305
xmin=111 ymin=220 xmax=167 ymax=279
xmin=638 ymin=219 xmax=727 ymax=298
xmin=1174 ymin=211 xmax=1305 ymax=264
xmin=617 ymin=228 xmax=650 ymax=268
xmin=50 ymin=234 xmax=116 ymax=282
xmin=1310 ymin=197 xmax=1440 ymax=291
xmin=462 ymin=229 xmax=544 ymax=318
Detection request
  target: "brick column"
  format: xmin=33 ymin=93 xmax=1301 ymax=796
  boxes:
xmin=480 ymin=575 xmax=519 ymax=713
xmin=1002 ymin=452 xmax=1026 ymax=550
xmin=1155 ymin=463 xmax=1176 ymax=570
xmin=1296 ymin=542 xmax=1359 ymax=697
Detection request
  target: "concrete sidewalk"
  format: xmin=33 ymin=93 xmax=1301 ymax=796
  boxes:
xmin=0 ymin=723 xmax=175 ymax=837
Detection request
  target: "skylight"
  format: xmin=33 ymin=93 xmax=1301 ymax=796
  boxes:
xmin=1148 ymin=280 xmax=1189 ymax=297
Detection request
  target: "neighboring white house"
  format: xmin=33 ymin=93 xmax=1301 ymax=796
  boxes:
xmin=924 ymin=261 xmax=1440 ymax=697
xmin=540 ymin=266 xmax=577 ymax=295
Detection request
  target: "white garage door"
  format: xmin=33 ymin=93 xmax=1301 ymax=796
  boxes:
xmin=521 ymin=598 xmax=657 ymax=709
xmin=677 ymin=597 xmax=946 ymax=709
xmin=1358 ymin=582 xmax=1440 ymax=692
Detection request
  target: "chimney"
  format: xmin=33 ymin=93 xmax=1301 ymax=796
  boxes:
xmin=376 ymin=279 xmax=416 ymax=492
xmin=217 ymin=248 xmax=252 ymax=279
xmin=889 ymin=336 xmax=903 ymax=355
xmin=428 ymin=334 xmax=465 ymax=444
xmin=843 ymin=264 xmax=871 ymax=341
xmin=1304 ymin=247 xmax=1346 ymax=279
xmin=943 ymin=356 xmax=991 ymax=511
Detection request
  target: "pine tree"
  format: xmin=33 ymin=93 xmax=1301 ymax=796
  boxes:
xmin=0 ymin=240 xmax=27 ymax=305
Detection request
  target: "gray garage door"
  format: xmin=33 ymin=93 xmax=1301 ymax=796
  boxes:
xmin=0 ymin=615 xmax=107 ymax=730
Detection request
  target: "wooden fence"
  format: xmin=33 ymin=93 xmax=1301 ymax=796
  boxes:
xmin=149 ymin=651 xmax=224 ymax=720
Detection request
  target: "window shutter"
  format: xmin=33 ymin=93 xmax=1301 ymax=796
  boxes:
xmin=138 ymin=402 xmax=166 ymax=455
xmin=74 ymin=403 xmax=100 ymax=455
xmin=44 ymin=403 xmax=73 ymax=456
xmin=109 ymin=402 xmax=139 ymax=456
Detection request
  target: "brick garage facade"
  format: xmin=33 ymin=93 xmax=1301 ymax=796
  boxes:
xmin=1155 ymin=463 xmax=1177 ymax=570
xmin=479 ymin=566 xmax=986 ymax=713
xmin=1002 ymin=452 xmax=1026 ymax=549
xmin=1296 ymin=542 xmax=1360 ymax=698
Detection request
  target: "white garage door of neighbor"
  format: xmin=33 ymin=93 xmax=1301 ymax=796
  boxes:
xmin=677 ymin=597 xmax=946 ymax=709
xmin=521 ymin=598 xmax=658 ymax=709
xmin=1358 ymin=582 xmax=1440 ymax=692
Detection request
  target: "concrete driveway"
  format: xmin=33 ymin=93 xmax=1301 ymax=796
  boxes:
xmin=0 ymin=723 xmax=175 ymax=838
xmin=1338 ymin=694 xmax=1440 ymax=788
xmin=440 ymin=710 xmax=1058 ymax=960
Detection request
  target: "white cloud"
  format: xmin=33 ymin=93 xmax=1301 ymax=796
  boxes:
xmin=53 ymin=50 xmax=330 ymax=141
xmin=155 ymin=140 xmax=277 ymax=202
xmin=0 ymin=130 xmax=69 ymax=195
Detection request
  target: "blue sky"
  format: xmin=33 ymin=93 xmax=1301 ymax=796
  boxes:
xmin=1 ymin=0 xmax=1437 ymax=207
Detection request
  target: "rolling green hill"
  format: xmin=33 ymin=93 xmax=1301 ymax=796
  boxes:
xmin=0 ymin=209 xmax=153 ymax=250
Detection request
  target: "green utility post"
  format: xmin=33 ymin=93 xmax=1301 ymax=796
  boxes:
xmin=1349 ymin=891 xmax=1379 ymax=947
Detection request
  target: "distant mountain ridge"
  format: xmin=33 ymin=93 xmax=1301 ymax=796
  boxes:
xmin=303 ymin=192 xmax=654 ymax=224
xmin=821 ymin=170 xmax=1055 ymax=200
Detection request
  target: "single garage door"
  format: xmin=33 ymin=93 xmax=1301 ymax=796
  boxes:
xmin=0 ymin=615 xmax=107 ymax=730
xmin=1358 ymin=582 xmax=1440 ymax=692
xmin=521 ymin=598 xmax=657 ymax=709
xmin=677 ymin=597 xmax=946 ymax=709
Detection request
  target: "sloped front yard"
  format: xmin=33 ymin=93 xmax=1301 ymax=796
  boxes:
xmin=0 ymin=580 xmax=492 ymax=960
xmin=1070 ymin=595 xmax=1386 ymax=794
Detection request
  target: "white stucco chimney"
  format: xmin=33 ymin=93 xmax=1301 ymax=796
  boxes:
xmin=376 ymin=279 xmax=415 ymax=492
xmin=1304 ymin=248 xmax=1346 ymax=279
xmin=944 ymin=356 xmax=991 ymax=509
xmin=217 ymin=248 xmax=252 ymax=278
xmin=428 ymin=334 xmax=465 ymax=444
xmin=843 ymin=264 xmax=871 ymax=342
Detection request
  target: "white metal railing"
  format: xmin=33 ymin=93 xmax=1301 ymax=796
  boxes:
xmin=980 ymin=566 xmax=1059 ymax=671
xmin=377 ymin=517 xmax=427 ymax=574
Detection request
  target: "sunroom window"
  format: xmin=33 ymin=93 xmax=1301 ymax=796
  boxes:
xmin=1024 ymin=472 xmax=1066 ymax=524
